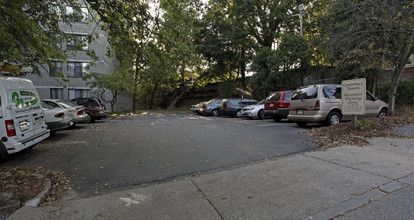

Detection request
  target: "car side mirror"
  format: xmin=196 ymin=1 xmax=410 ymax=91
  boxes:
xmin=374 ymin=96 xmax=379 ymax=101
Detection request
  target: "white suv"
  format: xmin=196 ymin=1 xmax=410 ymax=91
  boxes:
xmin=288 ymin=84 xmax=388 ymax=127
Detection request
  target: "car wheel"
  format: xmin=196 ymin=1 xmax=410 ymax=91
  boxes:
xmin=235 ymin=110 xmax=242 ymax=118
xmin=272 ymin=116 xmax=282 ymax=122
xmin=212 ymin=109 xmax=219 ymax=117
xmin=378 ymin=109 xmax=388 ymax=117
xmin=258 ymin=110 xmax=265 ymax=119
xmin=296 ymin=121 xmax=308 ymax=127
xmin=87 ymin=113 xmax=95 ymax=123
xmin=325 ymin=111 xmax=341 ymax=126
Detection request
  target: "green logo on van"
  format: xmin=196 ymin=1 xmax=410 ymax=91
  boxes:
xmin=12 ymin=91 xmax=38 ymax=107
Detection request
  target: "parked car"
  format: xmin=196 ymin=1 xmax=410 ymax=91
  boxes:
xmin=41 ymin=101 xmax=72 ymax=132
xmin=199 ymin=98 xmax=224 ymax=116
xmin=220 ymin=98 xmax=258 ymax=118
xmin=0 ymin=77 xmax=50 ymax=160
xmin=71 ymin=97 xmax=108 ymax=122
xmin=42 ymin=99 xmax=90 ymax=125
xmin=241 ymin=99 xmax=266 ymax=119
xmin=191 ymin=101 xmax=206 ymax=115
xmin=264 ymin=90 xmax=295 ymax=122
xmin=288 ymin=84 xmax=388 ymax=127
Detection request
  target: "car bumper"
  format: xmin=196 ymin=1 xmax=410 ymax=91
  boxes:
xmin=72 ymin=114 xmax=90 ymax=124
xmin=47 ymin=119 xmax=73 ymax=132
xmin=287 ymin=112 xmax=326 ymax=123
xmin=265 ymin=108 xmax=289 ymax=117
xmin=6 ymin=130 xmax=50 ymax=154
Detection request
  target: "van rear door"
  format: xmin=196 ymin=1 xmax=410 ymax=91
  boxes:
xmin=5 ymin=78 xmax=40 ymax=139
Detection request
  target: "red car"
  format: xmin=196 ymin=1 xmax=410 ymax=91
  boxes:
xmin=264 ymin=90 xmax=295 ymax=122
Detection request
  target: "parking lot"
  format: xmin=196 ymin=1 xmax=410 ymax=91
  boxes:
xmin=2 ymin=112 xmax=317 ymax=195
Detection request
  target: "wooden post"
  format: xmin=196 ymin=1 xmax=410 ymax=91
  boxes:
xmin=353 ymin=115 xmax=357 ymax=128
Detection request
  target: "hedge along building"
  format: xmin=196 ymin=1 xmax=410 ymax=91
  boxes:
xmin=25 ymin=2 xmax=133 ymax=113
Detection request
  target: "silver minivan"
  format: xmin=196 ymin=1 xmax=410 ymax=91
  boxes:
xmin=288 ymin=84 xmax=388 ymax=127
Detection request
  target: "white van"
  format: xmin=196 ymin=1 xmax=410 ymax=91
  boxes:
xmin=0 ymin=77 xmax=50 ymax=159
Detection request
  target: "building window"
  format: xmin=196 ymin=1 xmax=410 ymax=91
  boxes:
xmin=65 ymin=6 xmax=88 ymax=22
xmin=50 ymin=88 xmax=63 ymax=99
xmin=68 ymin=89 xmax=90 ymax=100
xmin=67 ymin=62 xmax=89 ymax=77
xmin=67 ymin=35 xmax=88 ymax=50
xmin=49 ymin=61 xmax=62 ymax=77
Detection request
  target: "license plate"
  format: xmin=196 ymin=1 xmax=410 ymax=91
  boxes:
xmin=296 ymin=110 xmax=304 ymax=115
xmin=19 ymin=122 xmax=29 ymax=132
xmin=270 ymin=103 xmax=274 ymax=107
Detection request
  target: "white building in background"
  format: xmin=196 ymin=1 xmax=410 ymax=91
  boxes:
xmin=26 ymin=2 xmax=133 ymax=112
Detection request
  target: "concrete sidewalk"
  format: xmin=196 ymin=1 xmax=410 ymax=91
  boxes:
xmin=8 ymin=137 xmax=414 ymax=220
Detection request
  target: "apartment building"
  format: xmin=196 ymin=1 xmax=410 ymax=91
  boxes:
xmin=26 ymin=3 xmax=133 ymax=112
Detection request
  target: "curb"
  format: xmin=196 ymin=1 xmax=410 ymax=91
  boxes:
xmin=24 ymin=174 xmax=52 ymax=207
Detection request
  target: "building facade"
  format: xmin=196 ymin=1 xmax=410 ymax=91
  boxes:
xmin=26 ymin=3 xmax=133 ymax=112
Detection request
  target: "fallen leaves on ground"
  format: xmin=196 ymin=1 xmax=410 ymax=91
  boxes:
xmin=0 ymin=167 xmax=71 ymax=207
xmin=305 ymin=107 xmax=414 ymax=150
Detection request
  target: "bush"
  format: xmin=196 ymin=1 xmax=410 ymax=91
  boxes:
xmin=377 ymin=80 xmax=414 ymax=104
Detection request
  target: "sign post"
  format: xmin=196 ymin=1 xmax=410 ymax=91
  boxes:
xmin=341 ymin=78 xmax=366 ymax=128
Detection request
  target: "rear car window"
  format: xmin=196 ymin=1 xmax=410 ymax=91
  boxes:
xmin=284 ymin=92 xmax=294 ymax=101
xmin=291 ymin=86 xmax=318 ymax=100
xmin=323 ymin=86 xmax=341 ymax=99
xmin=267 ymin=93 xmax=281 ymax=101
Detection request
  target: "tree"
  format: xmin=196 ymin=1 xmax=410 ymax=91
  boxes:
xmin=0 ymin=0 xmax=82 ymax=74
xmin=83 ymin=66 xmax=134 ymax=112
xmin=321 ymin=0 xmax=414 ymax=115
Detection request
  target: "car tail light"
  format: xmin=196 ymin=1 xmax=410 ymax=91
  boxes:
xmin=224 ymin=106 xmax=230 ymax=109
xmin=279 ymin=102 xmax=289 ymax=108
xmin=5 ymin=120 xmax=16 ymax=137
xmin=313 ymin=100 xmax=320 ymax=110
xmin=77 ymin=110 xmax=84 ymax=115
xmin=55 ymin=113 xmax=65 ymax=118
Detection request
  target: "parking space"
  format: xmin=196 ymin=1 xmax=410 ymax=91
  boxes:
xmin=2 ymin=113 xmax=317 ymax=195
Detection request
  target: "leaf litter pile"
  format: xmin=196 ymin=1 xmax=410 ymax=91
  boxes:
xmin=305 ymin=106 xmax=414 ymax=150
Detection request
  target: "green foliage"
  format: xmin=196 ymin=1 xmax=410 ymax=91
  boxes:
xmin=218 ymin=80 xmax=234 ymax=98
xmin=0 ymin=0 xmax=80 ymax=74
xmin=356 ymin=119 xmax=372 ymax=131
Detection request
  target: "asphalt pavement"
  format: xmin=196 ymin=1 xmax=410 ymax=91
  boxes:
xmin=7 ymin=123 xmax=414 ymax=220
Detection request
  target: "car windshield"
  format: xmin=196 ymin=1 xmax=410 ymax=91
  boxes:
xmin=257 ymin=99 xmax=265 ymax=104
xmin=58 ymin=100 xmax=77 ymax=108
xmin=291 ymin=86 xmax=318 ymax=100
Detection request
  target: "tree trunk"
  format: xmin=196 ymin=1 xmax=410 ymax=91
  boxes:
xmin=149 ymin=81 xmax=159 ymax=109
xmin=387 ymin=32 xmax=414 ymax=115
xmin=240 ymin=45 xmax=246 ymax=87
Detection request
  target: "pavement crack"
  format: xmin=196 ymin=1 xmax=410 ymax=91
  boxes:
xmin=190 ymin=179 xmax=224 ymax=220
xmin=303 ymin=154 xmax=394 ymax=181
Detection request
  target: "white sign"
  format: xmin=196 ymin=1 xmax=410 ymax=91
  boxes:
xmin=341 ymin=78 xmax=366 ymax=115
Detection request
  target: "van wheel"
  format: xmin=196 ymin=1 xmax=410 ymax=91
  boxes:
xmin=212 ymin=109 xmax=219 ymax=117
xmin=0 ymin=142 xmax=9 ymax=160
xmin=378 ymin=109 xmax=388 ymax=117
xmin=325 ymin=111 xmax=341 ymax=126
xmin=296 ymin=121 xmax=308 ymax=127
